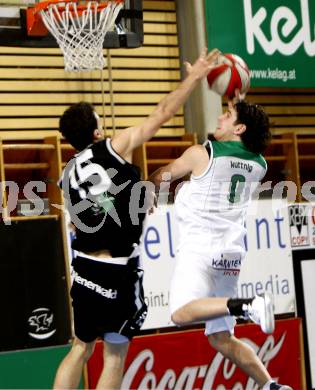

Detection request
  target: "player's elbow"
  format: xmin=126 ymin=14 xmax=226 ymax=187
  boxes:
xmin=171 ymin=311 xmax=189 ymax=326
xmin=149 ymin=169 xmax=166 ymax=186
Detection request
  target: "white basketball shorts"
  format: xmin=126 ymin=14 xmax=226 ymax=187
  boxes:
xmin=170 ymin=247 xmax=244 ymax=335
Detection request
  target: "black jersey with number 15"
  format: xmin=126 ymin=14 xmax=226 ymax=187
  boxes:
xmin=60 ymin=138 xmax=146 ymax=257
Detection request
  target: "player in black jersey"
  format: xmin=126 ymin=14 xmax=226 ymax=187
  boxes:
xmin=53 ymin=48 xmax=220 ymax=389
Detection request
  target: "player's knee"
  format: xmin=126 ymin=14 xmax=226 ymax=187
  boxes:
xmin=72 ymin=338 xmax=95 ymax=361
xmin=208 ymin=331 xmax=232 ymax=351
xmin=104 ymin=341 xmax=129 ymax=369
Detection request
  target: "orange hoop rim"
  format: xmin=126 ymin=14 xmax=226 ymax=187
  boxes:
xmin=33 ymin=0 xmax=124 ymax=14
xmin=26 ymin=0 xmax=124 ymax=37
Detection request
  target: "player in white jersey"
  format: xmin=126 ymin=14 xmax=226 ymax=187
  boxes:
xmin=175 ymin=139 xmax=267 ymax=256
xmin=150 ymin=98 xmax=292 ymax=390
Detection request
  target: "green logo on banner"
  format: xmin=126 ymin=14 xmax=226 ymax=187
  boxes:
xmin=205 ymin=0 xmax=315 ymax=87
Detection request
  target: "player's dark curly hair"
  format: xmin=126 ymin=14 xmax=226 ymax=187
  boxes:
xmin=234 ymin=101 xmax=271 ymax=154
xmin=59 ymin=102 xmax=97 ymax=151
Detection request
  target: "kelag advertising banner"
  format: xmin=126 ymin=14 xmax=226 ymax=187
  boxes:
xmin=205 ymin=0 xmax=315 ymax=87
xmin=87 ymin=319 xmax=303 ymax=390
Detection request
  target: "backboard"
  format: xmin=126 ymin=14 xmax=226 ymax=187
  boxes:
xmin=0 ymin=0 xmax=143 ymax=48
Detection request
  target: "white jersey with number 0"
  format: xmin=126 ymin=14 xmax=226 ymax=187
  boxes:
xmin=175 ymin=140 xmax=267 ymax=255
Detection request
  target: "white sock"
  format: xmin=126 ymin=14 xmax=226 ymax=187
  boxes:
xmin=262 ymin=380 xmax=276 ymax=390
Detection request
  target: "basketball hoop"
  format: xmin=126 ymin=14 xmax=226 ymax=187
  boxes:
xmin=27 ymin=0 xmax=124 ymax=71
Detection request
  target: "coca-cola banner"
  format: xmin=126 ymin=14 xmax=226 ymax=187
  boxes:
xmin=87 ymin=318 xmax=304 ymax=389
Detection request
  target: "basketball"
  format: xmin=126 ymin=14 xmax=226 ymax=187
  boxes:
xmin=207 ymin=53 xmax=250 ymax=98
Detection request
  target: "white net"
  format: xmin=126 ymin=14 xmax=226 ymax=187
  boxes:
xmin=40 ymin=1 xmax=123 ymax=72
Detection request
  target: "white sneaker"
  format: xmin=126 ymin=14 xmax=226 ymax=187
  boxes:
xmin=247 ymin=293 xmax=275 ymax=334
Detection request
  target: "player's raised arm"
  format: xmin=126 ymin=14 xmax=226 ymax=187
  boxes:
xmin=149 ymin=144 xmax=209 ymax=190
xmin=111 ymin=48 xmax=220 ymax=160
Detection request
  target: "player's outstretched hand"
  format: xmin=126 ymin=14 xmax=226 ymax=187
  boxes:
xmin=184 ymin=48 xmax=221 ymax=81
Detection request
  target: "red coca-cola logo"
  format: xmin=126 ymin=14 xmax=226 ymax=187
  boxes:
xmin=121 ymin=334 xmax=285 ymax=389
xmin=87 ymin=320 xmax=302 ymax=389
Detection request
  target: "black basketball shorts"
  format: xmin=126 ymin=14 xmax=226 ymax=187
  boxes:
xmin=70 ymin=254 xmax=147 ymax=343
